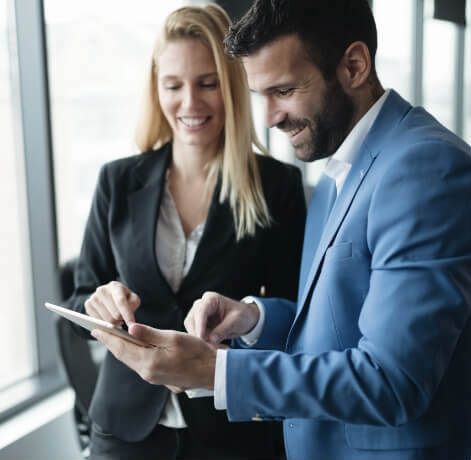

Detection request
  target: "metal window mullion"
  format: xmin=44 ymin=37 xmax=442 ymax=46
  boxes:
xmin=412 ymin=0 xmax=425 ymax=106
xmin=265 ymin=127 xmax=270 ymax=151
xmin=454 ymin=24 xmax=465 ymax=137
xmin=13 ymin=0 xmax=61 ymax=374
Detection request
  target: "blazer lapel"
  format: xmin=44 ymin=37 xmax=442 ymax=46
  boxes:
xmin=179 ymin=178 xmax=235 ymax=291
xmin=127 ymin=145 xmax=175 ymax=299
xmin=291 ymin=90 xmax=413 ymax=334
xmin=127 ymin=147 xmax=234 ymax=297
xmin=297 ymin=146 xmax=376 ymax=311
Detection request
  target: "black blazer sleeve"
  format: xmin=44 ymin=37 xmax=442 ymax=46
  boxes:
xmin=65 ymin=162 xmax=119 ymax=337
xmin=258 ymin=157 xmax=306 ymax=301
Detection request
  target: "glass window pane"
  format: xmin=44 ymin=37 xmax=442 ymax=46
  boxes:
xmin=268 ymin=127 xmax=294 ymax=164
xmin=423 ymin=0 xmax=457 ymax=130
xmin=0 ymin=0 xmax=36 ymax=391
xmin=465 ymin=2 xmax=471 ymax=143
xmin=251 ymin=92 xmax=268 ymax=151
xmin=373 ymin=0 xmax=413 ymax=100
xmin=44 ymin=1 xmax=187 ymax=264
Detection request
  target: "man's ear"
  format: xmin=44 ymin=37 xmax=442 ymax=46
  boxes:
xmin=337 ymin=41 xmax=372 ymax=90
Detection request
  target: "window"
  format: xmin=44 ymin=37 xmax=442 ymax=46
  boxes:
xmin=464 ymin=2 xmax=471 ymax=143
xmin=373 ymin=0 xmax=414 ymax=100
xmin=423 ymin=0 xmax=457 ymax=130
xmin=44 ymin=1 xmax=187 ymax=264
xmin=250 ymin=92 xmax=270 ymax=155
xmin=0 ymin=0 xmax=36 ymax=392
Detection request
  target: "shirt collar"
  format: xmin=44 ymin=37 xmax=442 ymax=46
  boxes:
xmin=332 ymin=89 xmax=389 ymax=166
xmin=324 ymin=89 xmax=390 ymax=189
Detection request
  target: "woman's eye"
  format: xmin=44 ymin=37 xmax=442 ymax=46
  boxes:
xmin=165 ymin=85 xmax=180 ymax=90
xmin=200 ymin=81 xmax=218 ymax=88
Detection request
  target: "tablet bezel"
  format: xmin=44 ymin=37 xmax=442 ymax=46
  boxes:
xmin=45 ymin=302 xmax=151 ymax=347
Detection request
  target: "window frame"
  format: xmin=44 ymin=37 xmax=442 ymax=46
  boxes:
xmin=0 ymin=0 xmax=65 ymax=423
xmin=1 ymin=0 xmax=470 ymax=424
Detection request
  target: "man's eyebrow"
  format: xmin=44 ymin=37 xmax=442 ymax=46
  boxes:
xmin=253 ymin=82 xmax=295 ymax=94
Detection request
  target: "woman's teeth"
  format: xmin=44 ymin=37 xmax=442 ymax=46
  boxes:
xmin=180 ymin=117 xmax=208 ymax=126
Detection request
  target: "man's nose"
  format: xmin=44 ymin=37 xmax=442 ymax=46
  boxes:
xmin=264 ymin=98 xmax=285 ymax=128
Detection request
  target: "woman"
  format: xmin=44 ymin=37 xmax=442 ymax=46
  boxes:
xmin=67 ymin=4 xmax=306 ymax=460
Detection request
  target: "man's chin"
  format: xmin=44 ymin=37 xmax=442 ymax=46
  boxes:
xmin=293 ymin=145 xmax=320 ymax=163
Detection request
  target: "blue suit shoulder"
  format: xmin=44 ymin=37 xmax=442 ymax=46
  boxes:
xmin=367 ymin=102 xmax=471 ymax=266
xmin=396 ymin=104 xmax=470 ymax=158
xmin=371 ymin=99 xmax=471 ymax=181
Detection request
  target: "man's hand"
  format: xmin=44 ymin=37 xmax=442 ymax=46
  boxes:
xmin=91 ymin=323 xmax=217 ymax=390
xmin=184 ymin=292 xmax=260 ymax=344
xmin=85 ymin=281 xmax=140 ymax=327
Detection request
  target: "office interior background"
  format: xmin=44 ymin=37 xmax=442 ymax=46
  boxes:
xmin=0 ymin=0 xmax=470 ymax=458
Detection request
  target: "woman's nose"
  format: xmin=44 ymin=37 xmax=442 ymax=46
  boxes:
xmin=182 ymin=86 xmax=201 ymax=110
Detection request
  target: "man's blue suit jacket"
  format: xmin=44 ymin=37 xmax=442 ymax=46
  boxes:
xmin=226 ymin=91 xmax=471 ymax=460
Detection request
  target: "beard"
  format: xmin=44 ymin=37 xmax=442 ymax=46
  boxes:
xmin=278 ymin=77 xmax=355 ymax=162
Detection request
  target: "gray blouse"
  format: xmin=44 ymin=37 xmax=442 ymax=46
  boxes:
xmin=155 ymin=175 xmax=206 ymax=428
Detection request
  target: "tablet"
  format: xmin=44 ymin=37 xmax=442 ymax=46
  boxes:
xmin=45 ymin=302 xmax=152 ymax=347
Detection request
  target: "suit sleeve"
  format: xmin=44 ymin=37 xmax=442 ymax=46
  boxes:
xmin=226 ymin=142 xmax=471 ymax=425
xmin=65 ymin=164 xmax=118 ymax=338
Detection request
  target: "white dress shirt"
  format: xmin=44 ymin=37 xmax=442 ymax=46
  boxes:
xmin=156 ymin=172 xmax=206 ymax=428
xmin=214 ymin=89 xmax=390 ymax=411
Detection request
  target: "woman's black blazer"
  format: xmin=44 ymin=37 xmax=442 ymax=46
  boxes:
xmin=67 ymin=143 xmax=306 ymax=456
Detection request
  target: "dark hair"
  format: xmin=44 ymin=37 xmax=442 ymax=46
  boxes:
xmin=224 ymin=0 xmax=378 ymax=80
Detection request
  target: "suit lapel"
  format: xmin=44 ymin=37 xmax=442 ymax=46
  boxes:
xmin=179 ymin=178 xmax=235 ymax=291
xmin=297 ymin=174 xmax=337 ymax=302
xmin=290 ymin=90 xmax=413 ymax=336
xmin=127 ymin=146 xmax=234 ymax=296
xmin=127 ymin=144 xmax=175 ymax=298
xmin=297 ymin=146 xmax=376 ymax=310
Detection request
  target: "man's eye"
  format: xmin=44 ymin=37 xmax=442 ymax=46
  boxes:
xmin=165 ymin=85 xmax=180 ymax=90
xmin=277 ymin=88 xmax=294 ymax=97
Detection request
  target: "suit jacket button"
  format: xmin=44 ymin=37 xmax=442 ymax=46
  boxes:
xmin=251 ymin=414 xmax=263 ymax=421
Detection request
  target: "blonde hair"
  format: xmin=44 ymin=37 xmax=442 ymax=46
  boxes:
xmin=135 ymin=4 xmax=271 ymax=240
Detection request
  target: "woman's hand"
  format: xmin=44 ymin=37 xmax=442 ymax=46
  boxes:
xmin=85 ymin=281 xmax=141 ymax=327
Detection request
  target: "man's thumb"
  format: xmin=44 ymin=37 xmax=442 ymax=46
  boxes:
xmin=209 ymin=319 xmax=232 ymax=344
xmin=129 ymin=323 xmax=158 ymax=344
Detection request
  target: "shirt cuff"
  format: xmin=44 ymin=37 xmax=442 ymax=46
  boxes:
xmin=240 ymin=296 xmax=265 ymax=346
xmin=214 ymin=349 xmax=227 ymax=410
xmin=185 ymin=388 xmax=214 ymax=398
xmin=214 ymin=298 xmax=265 ymax=411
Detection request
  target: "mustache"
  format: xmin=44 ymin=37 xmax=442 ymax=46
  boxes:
xmin=276 ymin=117 xmax=310 ymax=132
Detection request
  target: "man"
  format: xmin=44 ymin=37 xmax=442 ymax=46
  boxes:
xmin=92 ymin=1 xmax=471 ymax=459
